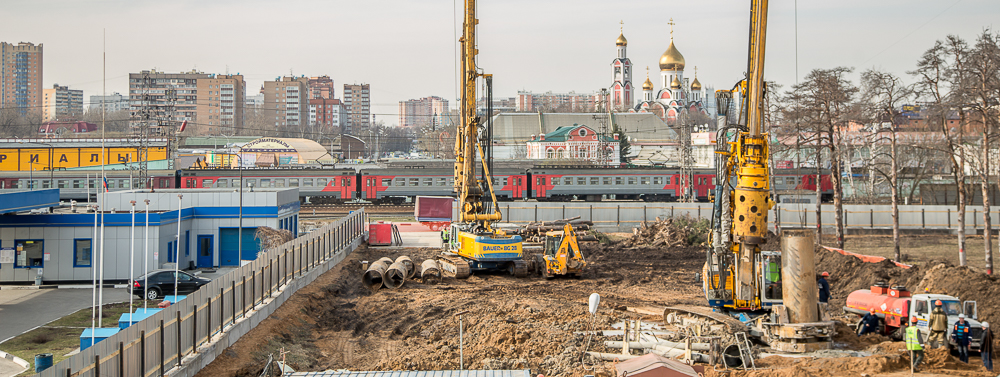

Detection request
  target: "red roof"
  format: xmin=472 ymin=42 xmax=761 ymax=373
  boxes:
xmin=614 ymin=353 xmax=701 ymax=377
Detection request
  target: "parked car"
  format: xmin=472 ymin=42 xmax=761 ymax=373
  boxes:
xmin=129 ymin=270 xmax=211 ymax=300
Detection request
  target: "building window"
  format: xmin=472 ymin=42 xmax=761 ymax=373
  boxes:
xmin=74 ymin=239 xmax=92 ymax=267
xmin=167 ymin=241 xmax=176 ymax=263
xmin=185 ymin=231 xmax=190 ymax=257
xmin=579 ymin=129 xmax=588 ymax=137
xmin=14 ymin=240 xmax=43 ymax=268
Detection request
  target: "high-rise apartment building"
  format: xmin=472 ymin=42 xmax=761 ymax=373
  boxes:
xmin=263 ymin=77 xmax=310 ymax=135
xmin=1 ymin=42 xmax=43 ymax=115
xmin=128 ymin=70 xmax=245 ymax=136
xmin=343 ymin=83 xmax=370 ymax=135
xmin=89 ymin=92 xmax=130 ymax=113
xmin=515 ymin=91 xmax=597 ymax=112
xmin=308 ymin=76 xmax=335 ymax=99
xmin=41 ymin=84 xmax=83 ymax=122
xmin=309 ymin=98 xmax=344 ymax=134
xmin=399 ymin=96 xmax=448 ymax=129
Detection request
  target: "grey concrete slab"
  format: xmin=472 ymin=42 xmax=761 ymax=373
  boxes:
xmin=0 ymin=357 xmax=27 ymax=377
xmin=0 ymin=287 xmax=131 ymax=343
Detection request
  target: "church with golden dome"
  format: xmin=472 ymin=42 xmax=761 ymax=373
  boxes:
xmin=613 ymin=20 xmax=710 ymax=124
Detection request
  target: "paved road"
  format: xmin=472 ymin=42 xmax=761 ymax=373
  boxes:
xmin=0 ymin=288 xmax=131 ymax=344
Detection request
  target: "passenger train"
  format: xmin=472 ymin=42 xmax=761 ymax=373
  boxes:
xmin=0 ymin=166 xmax=834 ymax=204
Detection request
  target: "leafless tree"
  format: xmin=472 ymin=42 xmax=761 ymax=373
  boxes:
xmin=911 ymin=36 xmax=972 ymax=266
xmin=786 ymin=67 xmax=858 ymax=248
xmin=860 ymin=69 xmax=913 ymax=262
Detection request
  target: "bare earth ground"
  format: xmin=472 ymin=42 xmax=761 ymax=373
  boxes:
xmin=196 ymin=232 xmax=999 ymax=377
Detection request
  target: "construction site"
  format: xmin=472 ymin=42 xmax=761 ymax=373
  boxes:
xmin=188 ymin=217 xmax=997 ymax=377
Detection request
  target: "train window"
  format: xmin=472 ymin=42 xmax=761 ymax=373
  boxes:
xmin=436 ymin=178 xmax=447 ymax=186
xmin=590 ymin=177 xmax=599 ymax=185
xmin=394 ymin=178 xmax=404 ymax=187
xmin=42 ymin=180 xmax=51 ymax=189
xmin=259 ymin=179 xmax=271 ymax=188
xmin=381 ymin=178 xmax=391 ymax=186
xmin=303 ymin=179 xmax=313 ymax=187
xmin=288 ymin=179 xmax=299 ymax=187
xmin=422 ymin=178 xmax=432 ymax=187
xmin=275 ymin=179 xmax=285 ymax=188
xmin=121 ymin=180 xmax=130 ymax=189
xmin=711 ymin=177 xmax=716 ymax=185
xmin=577 ymin=177 xmax=586 ymax=185
xmin=640 ymin=177 xmax=649 ymax=185
xmin=502 ymin=177 xmax=508 ymax=186
xmin=103 ymin=180 xmax=113 ymax=189
xmin=245 ymin=179 xmax=257 ymax=188
xmin=316 ymin=178 xmax=327 ymax=187
xmin=344 ymin=178 xmax=352 ymax=186
xmin=550 ymin=177 xmax=558 ymax=186
xmin=202 ymin=179 xmax=212 ymax=188
xmin=603 ymin=177 xmax=611 ymax=185
xmin=653 ymin=177 xmax=663 ymax=185
xmin=73 ymin=180 xmax=82 ymax=188
xmin=409 ymin=178 xmax=419 ymax=187
xmin=563 ymin=177 xmax=572 ymax=185
xmin=31 ymin=180 xmax=39 ymax=189
xmin=230 ymin=179 xmax=240 ymax=189
xmin=58 ymin=180 xmax=68 ymax=188
xmin=615 ymin=177 xmax=623 ymax=185
xmin=537 ymin=177 xmax=545 ymax=186
xmin=217 ymin=179 xmax=229 ymax=188
xmin=627 ymin=177 xmax=636 ymax=185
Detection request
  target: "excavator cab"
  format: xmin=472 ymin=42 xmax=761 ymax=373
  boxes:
xmin=536 ymin=224 xmax=587 ymax=278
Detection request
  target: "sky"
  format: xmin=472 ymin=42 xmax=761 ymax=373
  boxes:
xmin=2 ymin=0 xmax=998 ymax=127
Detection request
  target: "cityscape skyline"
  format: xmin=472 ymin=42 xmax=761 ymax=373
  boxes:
xmin=1 ymin=0 xmax=997 ymax=126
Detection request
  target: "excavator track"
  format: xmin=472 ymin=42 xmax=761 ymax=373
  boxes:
xmin=509 ymin=259 xmax=529 ymax=278
xmin=438 ymin=254 xmax=471 ymax=279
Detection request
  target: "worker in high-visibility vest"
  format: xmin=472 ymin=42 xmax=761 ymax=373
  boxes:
xmin=906 ymin=316 xmax=925 ymax=372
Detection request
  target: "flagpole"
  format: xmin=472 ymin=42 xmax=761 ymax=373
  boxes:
xmin=143 ymin=199 xmax=150 ymax=310
xmin=129 ymin=201 xmax=136 ymax=324
xmin=174 ymin=195 xmax=182 ymax=302
xmin=90 ymin=203 xmax=98 ymax=345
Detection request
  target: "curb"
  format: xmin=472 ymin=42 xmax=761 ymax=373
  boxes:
xmin=0 ymin=349 xmax=30 ymax=369
xmin=0 ymin=284 xmax=123 ymax=290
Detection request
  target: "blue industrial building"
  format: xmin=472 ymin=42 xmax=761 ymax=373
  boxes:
xmin=0 ymin=188 xmax=300 ymax=283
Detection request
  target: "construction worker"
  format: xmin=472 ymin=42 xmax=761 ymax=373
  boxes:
xmin=817 ymin=272 xmax=831 ymax=303
xmin=928 ymin=300 xmax=949 ymax=348
xmin=905 ymin=316 xmax=925 ymax=372
xmin=858 ymin=307 xmax=881 ymax=336
xmin=982 ymin=321 xmax=994 ymax=372
xmin=952 ymin=313 xmax=972 ymax=363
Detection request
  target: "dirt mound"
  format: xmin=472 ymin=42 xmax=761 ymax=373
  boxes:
xmin=918 ymin=262 xmax=1000 ymax=322
xmin=831 ymin=320 xmax=889 ymax=350
xmin=815 ymin=246 xmax=921 ymax=310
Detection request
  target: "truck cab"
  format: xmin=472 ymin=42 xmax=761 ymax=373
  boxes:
xmin=908 ymin=294 xmax=983 ymax=350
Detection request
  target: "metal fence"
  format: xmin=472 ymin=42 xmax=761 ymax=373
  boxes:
xmin=498 ymin=202 xmax=1000 ymax=233
xmin=37 ymin=209 xmax=368 ymax=377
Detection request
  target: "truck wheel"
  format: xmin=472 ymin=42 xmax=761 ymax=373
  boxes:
xmin=889 ymin=327 xmax=905 ymax=341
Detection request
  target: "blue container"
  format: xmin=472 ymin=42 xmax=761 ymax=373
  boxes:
xmin=34 ymin=353 xmax=53 ymax=372
xmin=161 ymin=295 xmax=186 ymax=304
xmin=79 ymin=328 xmax=120 ymax=350
xmin=117 ymin=309 xmax=161 ymax=329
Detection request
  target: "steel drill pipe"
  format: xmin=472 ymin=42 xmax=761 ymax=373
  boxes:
xmin=421 ymin=259 xmax=442 ymax=285
xmin=395 ymin=255 xmax=416 ymax=279
xmin=782 ymin=229 xmax=819 ymax=323
xmin=385 ymin=261 xmax=408 ymax=289
xmin=362 ymin=260 xmax=390 ymax=292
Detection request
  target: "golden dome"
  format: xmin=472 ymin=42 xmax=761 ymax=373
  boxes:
xmin=616 ymin=33 xmax=628 ymax=46
xmin=659 ymin=40 xmax=685 ymax=71
xmin=670 ymin=75 xmax=682 ymax=89
xmin=691 ymin=77 xmax=702 ymax=91
xmin=642 ymin=77 xmax=653 ymax=90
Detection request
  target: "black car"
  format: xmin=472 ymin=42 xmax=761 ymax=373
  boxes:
xmin=129 ymin=270 xmax=211 ymax=300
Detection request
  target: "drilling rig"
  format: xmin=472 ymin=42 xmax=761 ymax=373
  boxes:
xmin=665 ymin=0 xmax=835 ymax=353
xmin=439 ymin=0 xmax=527 ymax=279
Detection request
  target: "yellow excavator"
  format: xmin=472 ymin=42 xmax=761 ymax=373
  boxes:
xmin=439 ymin=0 xmax=527 ymax=278
xmin=537 ymin=223 xmax=588 ymax=278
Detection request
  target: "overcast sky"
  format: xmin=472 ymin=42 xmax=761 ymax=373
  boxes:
xmin=2 ymin=0 xmax=998 ymax=126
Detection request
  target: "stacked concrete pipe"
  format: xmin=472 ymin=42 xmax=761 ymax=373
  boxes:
xmin=385 ymin=261 xmax=408 ymax=289
xmin=421 ymin=259 xmax=442 ymax=284
xmin=362 ymin=259 xmax=390 ymax=292
xmin=395 ymin=256 xmax=416 ymax=279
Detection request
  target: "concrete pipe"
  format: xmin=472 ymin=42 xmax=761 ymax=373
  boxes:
xmin=421 ymin=259 xmax=442 ymax=285
xmin=362 ymin=259 xmax=390 ymax=292
xmin=395 ymin=255 xmax=416 ymax=279
xmin=385 ymin=261 xmax=408 ymax=289
xmin=604 ymin=341 xmax=711 ymax=352
xmin=377 ymin=257 xmax=393 ymax=266
xmin=781 ymin=229 xmax=819 ymax=324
